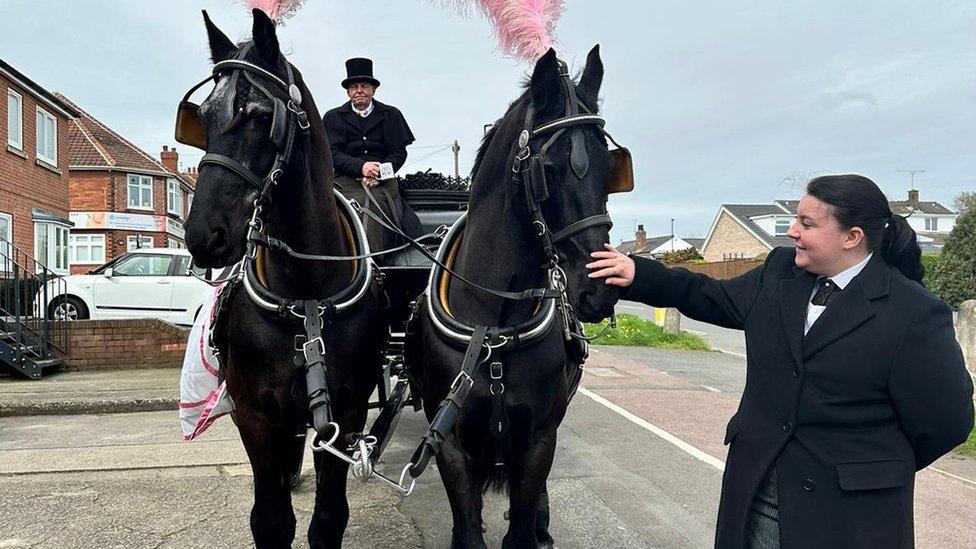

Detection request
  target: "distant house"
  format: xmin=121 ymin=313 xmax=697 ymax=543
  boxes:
xmin=1 ymin=57 xmax=79 ymax=274
xmin=618 ymin=224 xmax=699 ymax=259
xmin=701 ymin=189 xmax=957 ymax=262
xmin=56 ymin=93 xmax=196 ymax=274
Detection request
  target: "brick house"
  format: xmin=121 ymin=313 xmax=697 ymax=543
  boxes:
xmin=1 ymin=58 xmax=79 ymax=274
xmin=617 ymin=224 xmax=700 ymax=259
xmin=701 ymin=189 xmax=958 ymax=262
xmin=54 ymin=94 xmax=196 ymax=274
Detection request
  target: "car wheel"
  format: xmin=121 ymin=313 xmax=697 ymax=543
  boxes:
xmin=50 ymin=297 xmax=89 ymax=321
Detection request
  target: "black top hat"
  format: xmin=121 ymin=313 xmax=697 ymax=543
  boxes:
xmin=341 ymin=57 xmax=380 ymax=89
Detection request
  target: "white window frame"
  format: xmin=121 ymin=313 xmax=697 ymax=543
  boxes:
xmin=126 ymin=235 xmax=154 ymax=251
xmin=186 ymin=192 xmax=194 ymax=215
xmin=166 ymin=179 xmax=183 ymax=216
xmin=127 ymin=174 xmax=153 ymax=210
xmin=925 ymin=217 xmax=939 ymax=231
xmin=167 ymin=238 xmax=183 ymax=249
xmin=774 ymin=217 xmax=791 ymax=236
xmin=33 ymin=222 xmax=69 ymax=275
xmin=0 ymin=212 xmax=12 ymax=274
xmin=7 ymin=89 xmax=23 ymax=150
xmin=69 ymin=233 xmax=106 ymax=265
xmin=35 ymin=106 xmax=57 ymax=165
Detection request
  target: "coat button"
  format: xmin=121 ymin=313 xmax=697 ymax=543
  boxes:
xmin=782 ymin=420 xmax=792 ymax=432
xmin=802 ymin=478 xmax=816 ymax=492
xmin=792 ymin=368 xmax=800 ymax=378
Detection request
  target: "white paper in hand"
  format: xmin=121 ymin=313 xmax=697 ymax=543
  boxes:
xmin=378 ymin=162 xmax=395 ymax=180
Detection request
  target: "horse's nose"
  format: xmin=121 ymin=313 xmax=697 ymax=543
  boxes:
xmin=207 ymin=227 xmax=226 ymax=251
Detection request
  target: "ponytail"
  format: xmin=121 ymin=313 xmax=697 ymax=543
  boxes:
xmin=806 ymin=175 xmax=924 ymax=283
xmin=882 ymin=212 xmax=924 ymax=283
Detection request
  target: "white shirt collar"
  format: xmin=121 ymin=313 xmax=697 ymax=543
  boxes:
xmin=828 ymin=253 xmax=873 ymax=290
xmin=352 ymin=101 xmax=374 ymax=117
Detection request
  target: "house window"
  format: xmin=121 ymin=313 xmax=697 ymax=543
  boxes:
xmin=186 ymin=192 xmax=193 ymax=215
xmin=34 ymin=222 xmax=69 ymax=275
xmin=925 ymin=217 xmax=939 ymax=231
xmin=69 ymin=234 xmax=106 ymax=265
xmin=166 ymin=180 xmax=183 ymax=216
xmin=127 ymin=174 xmax=153 ymax=210
xmin=126 ymin=235 xmax=154 ymax=251
xmin=167 ymin=238 xmax=183 ymax=249
xmin=7 ymin=89 xmax=23 ymax=150
xmin=35 ymin=107 xmax=57 ymax=165
xmin=775 ymin=218 xmax=791 ymax=236
xmin=0 ymin=212 xmax=12 ymax=273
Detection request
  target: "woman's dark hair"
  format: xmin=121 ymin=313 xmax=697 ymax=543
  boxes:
xmin=806 ymin=174 xmax=924 ymax=283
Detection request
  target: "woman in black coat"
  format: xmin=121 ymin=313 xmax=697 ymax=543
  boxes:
xmin=587 ymin=174 xmax=974 ymax=548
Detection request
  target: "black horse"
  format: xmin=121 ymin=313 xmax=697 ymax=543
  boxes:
xmin=406 ymin=46 xmax=625 ymax=548
xmin=181 ymin=11 xmax=385 ymax=548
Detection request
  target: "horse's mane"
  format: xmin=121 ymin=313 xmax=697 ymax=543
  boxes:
xmin=471 ymin=90 xmax=530 ymax=180
xmin=470 ymin=71 xmax=599 ymax=181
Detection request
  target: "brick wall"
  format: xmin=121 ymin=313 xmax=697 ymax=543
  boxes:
xmin=702 ymin=211 xmax=771 ymax=262
xmin=0 ymin=73 xmax=72 ymax=257
xmin=58 ymin=319 xmax=189 ymax=370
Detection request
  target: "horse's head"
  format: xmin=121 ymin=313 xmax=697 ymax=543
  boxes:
xmin=180 ymin=10 xmax=310 ymax=268
xmin=517 ymin=46 xmax=632 ymax=322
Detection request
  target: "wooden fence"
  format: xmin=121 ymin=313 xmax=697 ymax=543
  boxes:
xmin=669 ymin=259 xmax=763 ymax=280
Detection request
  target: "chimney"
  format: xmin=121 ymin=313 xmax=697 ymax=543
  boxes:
xmin=908 ymin=189 xmax=920 ymax=209
xmin=635 ymin=224 xmax=647 ymax=252
xmin=182 ymin=166 xmax=198 ymax=183
xmin=160 ymin=145 xmax=179 ymax=174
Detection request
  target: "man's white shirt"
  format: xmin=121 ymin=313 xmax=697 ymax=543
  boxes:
xmin=353 ymin=101 xmax=374 ymax=118
xmin=804 ymin=253 xmax=873 ymax=336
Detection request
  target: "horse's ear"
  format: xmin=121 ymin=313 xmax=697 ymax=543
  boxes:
xmin=578 ymin=44 xmax=603 ymax=111
xmin=530 ymin=48 xmax=561 ymax=113
xmin=251 ymin=8 xmax=283 ymax=67
xmin=203 ymin=10 xmax=236 ymax=63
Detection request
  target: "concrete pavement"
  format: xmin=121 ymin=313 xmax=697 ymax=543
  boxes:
xmin=2 ymin=342 xmax=975 ymax=547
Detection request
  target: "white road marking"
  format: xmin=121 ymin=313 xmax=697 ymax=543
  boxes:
xmin=578 ymin=387 xmax=725 ymax=472
xmin=718 ymin=350 xmax=747 ymax=359
xmin=703 ymin=386 xmax=721 ymax=393
xmin=929 ymin=466 xmax=976 ymax=488
xmin=686 ymin=329 xmax=706 ymax=335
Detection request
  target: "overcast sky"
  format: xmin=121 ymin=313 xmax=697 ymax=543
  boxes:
xmin=2 ymin=1 xmax=973 ymax=243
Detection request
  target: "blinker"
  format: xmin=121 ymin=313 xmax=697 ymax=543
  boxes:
xmin=607 ymin=147 xmax=634 ymax=194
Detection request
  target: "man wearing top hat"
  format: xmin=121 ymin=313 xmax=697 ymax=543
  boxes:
xmin=323 ymin=57 xmax=423 ymax=253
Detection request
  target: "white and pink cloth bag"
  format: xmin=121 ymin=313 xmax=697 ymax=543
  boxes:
xmin=179 ymin=283 xmax=235 ymax=441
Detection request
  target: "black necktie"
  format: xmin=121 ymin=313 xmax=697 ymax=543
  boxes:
xmin=811 ymin=277 xmax=841 ymax=306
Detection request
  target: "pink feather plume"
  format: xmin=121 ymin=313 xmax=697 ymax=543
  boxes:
xmin=433 ymin=0 xmax=564 ymax=61
xmin=240 ymin=0 xmax=306 ymax=22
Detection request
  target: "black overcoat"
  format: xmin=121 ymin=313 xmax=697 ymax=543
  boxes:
xmin=322 ymin=100 xmax=415 ymax=178
xmin=624 ymin=247 xmax=974 ymax=548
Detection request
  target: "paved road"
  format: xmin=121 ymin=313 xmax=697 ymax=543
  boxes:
xmin=2 ymin=343 xmax=975 ymax=547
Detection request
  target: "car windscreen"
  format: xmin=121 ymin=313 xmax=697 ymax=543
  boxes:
xmin=112 ymin=254 xmax=173 ymax=276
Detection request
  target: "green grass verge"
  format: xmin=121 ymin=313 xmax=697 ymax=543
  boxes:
xmin=956 ymin=423 xmax=976 ymax=457
xmin=584 ymin=314 xmax=711 ymax=351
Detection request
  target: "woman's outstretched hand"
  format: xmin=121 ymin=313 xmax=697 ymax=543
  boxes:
xmin=587 ymin=244 xmax=635 ymax=287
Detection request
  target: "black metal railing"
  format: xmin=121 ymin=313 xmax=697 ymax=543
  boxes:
xmin=0 ymin=237 xmax=69 ymax=377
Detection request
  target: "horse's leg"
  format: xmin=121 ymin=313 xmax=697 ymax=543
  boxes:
xmin=502 ymin=433 xmax=557 ymax=549
xmin=307 ymin=404 xmax=368 ymax=548
xmin=236 ymin=404 xmax=297 ymax=549
xmin=438 ymin=435 xmax=488 ymax=549
xmin=534 ymin=483 xmax=554 ymax=548
xmin=307 ymin=448 xmax=351 ymax=548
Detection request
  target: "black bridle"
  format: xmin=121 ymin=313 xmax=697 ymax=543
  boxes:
xmin=177 ymin=44 xmax=311 ymax=205
xmin=512 ymin=59 xmax=624 ymax=267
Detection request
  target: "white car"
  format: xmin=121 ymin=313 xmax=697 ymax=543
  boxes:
xmin=40 ymin=248 xmax=212 ymax=325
